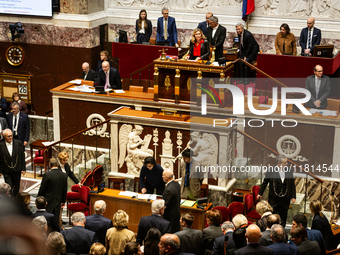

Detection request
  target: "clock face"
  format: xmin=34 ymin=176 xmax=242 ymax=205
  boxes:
xmin=6 ymin=46 xmax=24 ymax=66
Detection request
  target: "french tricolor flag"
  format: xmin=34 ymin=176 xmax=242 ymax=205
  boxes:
xmin=242 ymin=0 xmax=255 ymax=21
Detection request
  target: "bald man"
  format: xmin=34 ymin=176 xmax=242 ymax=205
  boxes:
xmin=98 ymin=61 xmax=122 ymax=89
xmin=197 ymin=12 xmax=213 ymax=36
xmin=159 ymin=233 xmax=194 ymax=255
xmin=234 ymin=225 xmax=273 ymax=255
xmin=162 ymin=169 xmax=181 ymax=233
xmin=300 ymin=17 xmax=321 ymax=56
xmin=81 ymin=62 xmax=98 ymax=82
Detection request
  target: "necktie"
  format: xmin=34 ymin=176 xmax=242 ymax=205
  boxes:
xmin=164 ymin=19 xmax=168 ymax=40
xmin=14 ymin=114 xmax=17 ymax=128
xmin=316 ymin=78 xmax=320 ymax=98
xmin=105 ymin=72 xmax=109 ymax=89
xmin=308 ymin=30 xmax=311 ymax=49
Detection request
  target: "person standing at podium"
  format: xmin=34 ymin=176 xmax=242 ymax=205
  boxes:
xmin=207 ymin=16 xmax=226 ymax=61
xmin=274 ymin=23 xmax=297 ymax=56
xmin=300 ymin=17 xmax=321 ymax=56
xmin=156 ymin=7 xmax=179 ymax=47
xmin=136 ymin=9 xmax=152 ymax=44
xmin=185 ymin=28 xmax=210 ymax=61
xmin=98 ymin=61 xmax=122 ymax=90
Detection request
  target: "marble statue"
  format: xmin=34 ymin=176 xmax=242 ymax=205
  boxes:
xmin=118 ymin=124 xmax=153 ymax=175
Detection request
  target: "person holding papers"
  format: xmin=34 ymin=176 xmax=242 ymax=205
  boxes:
xmin=139 ymin=156 xmax=165 ymax=195
xmin=185 ymin=28 xmax=210 ymax=61
xmin=98 ymin=61 xmax=122 ymax=90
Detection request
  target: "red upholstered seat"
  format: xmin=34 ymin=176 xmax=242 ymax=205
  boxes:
xmin=251 ymin=185 xmax=260 ymax=206
xmin=66 ymin=192 xmax=80 ymax=200
xmin=212 ymin=206 xmax=230 ymax=222
xmin=33 ymin=150 xmax=48 ymax=178
xmin=67 ymin=186 xmax=90 ymax=224
xmin=68 ymin=203 xmax=88 ymax=211
xmin=71 ymin=184 xmax=81 ymax=192
xmin=244 ymin=194 xmax=261 ymax=222
xmin=33 ymin=157 xmax=44 ymax=164
xmin=228 ymin=202 xmax=244 ymax=220
xmin=92 ymin=165 xmax=103 ymax=188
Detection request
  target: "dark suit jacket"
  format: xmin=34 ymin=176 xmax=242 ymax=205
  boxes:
xmin=0 ymin=117 xmax=8 ymax=137
xmin=267 ymin=242 xmax=299 ymax=255
xmin=0 ymin=139 xmax=26 ymax=173
xmin=85 ymin=213 xmax=113 ymax=245
xmin=163 ymin=180 xmax=181 ymax=233
xmin=234 ymin=243 xmax=274 ymax=255
xmin=156 ymin=16 xmax=178 ymax=46
xmin=197 ymin=21 xmax=209 ymax=36
xmin=38 ymin=168 xmax=67 ymax=218
xmin=238 ymin=29 xmax=259 ymax=62
xmin=59 ymin=163 xmax=79 ymax=184
xmin=32 ymin=210 xmax=60 ymax=233
xmin=306 ymin=228 xmax=326 ymax=255
xmin=259 ymin=169 xmax=296 ymax=209
xmin=175 ymin=227 xmax=203 ymax=255
xmin=212 ymin=231 xmax=235 ymax=255
xmin=300 ymin=27 xmax=321 ymax=55
xmin=81 ymin=68 xmax=98 ymax=82
xmin=137 ymin=214 xmax=171 ymax=244
xmin=0 ymin=97 xmax=7 ymax=118
xmin=311 ymin=212 xmax=336 ymax=250
xmin=98 ymin=67 xmax=122 ymax=89
xmin=61 ymin=225 xmax=98 ymax=255
xmin=207 ymin=25 xmax=226 ymax=61
xmin=188 ymin=40 xmax=210 ymax=60
xmin=259 ymin=230 xmax=273 ymax=246
xmin=297 ymin=240 xmax=321 ymax=255
xmin=7 ymin=112 xmax=30 ymax=144
xmin=203 ymin=225 xmax=224 ymax=255
xmin=305 ymin=74 xmax=331 ymax=109
xmin=136 ymin=19 xmax=153 ymax=43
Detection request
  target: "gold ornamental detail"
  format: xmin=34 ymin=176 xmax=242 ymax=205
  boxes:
xmin=164 ymin=75 xmax=171 ymax=91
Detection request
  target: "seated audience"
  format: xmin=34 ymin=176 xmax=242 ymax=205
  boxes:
xmin=197 ymin=12 xmax=213 ymax=36
xmin=232 ymin=214 xmax=248 ymax=229
xmin=310 ymin=200 xmax=337 ymax=250
xmin=234 ymin=225 xmax=273 ymax=255
xmin=185 ymin=28 xmax=210 ymax=61
xmin=156 ymin=7 xmax=179 ymax=47
xmin=139 ymin=156 xmax=165 ymax=195
xmin=143 ymin=228 xmax=162 ymax=255
xmin=10 ymin=92 xmax=28 ymax=113
xmin=300 ymin=17 xmax=321 ymax=56
xmin=125 ymin=242 xmax=141 ymax=255
xmin=227 ymin=228 xmax=247 ymax=255
xmin=259 ymin=214 xmax=287 ymax=246
xmin=175 ymin=213 xmax=202 ymax=255
xmin=81 ymin=62 xmax=98 ymax=82
xmin=16 ymin=191 xmax=32 ymax=216
xmin=32 ymin=215 xmax=48 ymax=238
xmin=136 ymin=199 xmax=170 ymax=245
xmin=305 ymin=65 xmax=330 ymax=109
xmin=96 ymin=50 xmax=110 ymax=76
xmin=106 ymin=210 xmax=135 ymax=255
xmin=274 ymin=23 xmax=297 ymax=55
xmin=267 ymin=224 xmax=298 ymax=255
xmin=256 ymin=201 xmax=273 ymax=231
xmin=203 ymin=209 xmax=224 ymax=255
xmin=98 ymin=61 xmax=122 ymax=90
xmin=89 ymin=243 xmax=107 ymax=255
xmin=136 ymin=9 xmax=152 ymax=44
xmin=212 ymin=221 xmax=235 ymax=255
xmin=207 ymin=16 xmax=226 ymax=61
xmin=85 ymin=200 xmax=113 ymax=245
xmin=32 ymin=196 xmax=60 ymax=234
xmin=0 ymin=91 xmax=7 ymax=118
xmin=61 ymin=212 xmax=98 ymax=255
xmin=46 ymin=231 xmax=67 ymax=255
xmin=290 ymin=226 xmax=321 ymax=255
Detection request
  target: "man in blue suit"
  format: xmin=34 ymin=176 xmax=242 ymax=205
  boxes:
xmin=156 ymin=7 xmax=179 ymax=47
xmin=85 ymin=200 xmax=113 ymax=245
xmin=268 ymin=224 xmax=299 ymax=255
xmin=197 ymin=12 xmax=213 ymax=36
xmin=7 ymin=102 xmax=30 ymax=147
xmin=300 ymin=17 xmax=321 ymax=56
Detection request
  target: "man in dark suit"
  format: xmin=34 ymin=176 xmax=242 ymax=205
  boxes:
xmin=62 ymin=212 xmax=98 ymax=255
xmin=212 ymin=221 xmax=234 ymax=255
xmin=81 ymin=62 xmax=98 ymax=82
xmin=0 ymin=117 xmax=8 ymax=140
xmin=85 ymin=200 xmax=113 ymax=245
xmin=197 ymin=12 xmax=213 ymax=36
xmin=32 ymin=196 xmax=60 ymax=233
xmin=305 ymin=65 xmax=330 ymax=109
xmin=38 ymin=158 xmax=67 ymax=224
xmin=207 ymin=16 xmax=226 ymax=61
xmin=137 ymin=199 xmax=171 ymax=244
xmin=267 ymin=224 xmax=298 ymax=255
xmin=235 ymin=225 xmax=274 ymax=255
xmin=236 ymin=22 xmax=259 ymax=85
xmin=98 ymin=61 xmax=122 ymax=89
xmin=156 ymin=7 xmax=179 ymax=47
xmin=0 ymin=129 xmax=25 ymax=197
xmin=290 ymin=226 xmax=321 ymax=255
xmin=259 ymin=214 xmax=285 ymax=246
xmin=300 ymin=17 xmax=321 ymax=56
xmin=159 ymin=233 xmax=194 ymax=255
xmin=257 ymin=155 xmax=296 ymax=227
xmin=162 ymin=169 xmax=181 ymax=233
xmin=6 ymin=102 xmax=30 ymax=147
xmin=0 ymin=91 xmax=7 ymax=118
xmin=175 ymin=213 xmax=202 ymax=255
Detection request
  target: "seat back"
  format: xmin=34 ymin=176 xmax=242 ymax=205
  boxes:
xmin=244 ymin=194 xmax=254 ymax=214
xmin=81 ymin=170 xmax=94 ymax=187
xmin=79 ymin=186 xmax=90 ymax=205
xmin=108 ymin=177 xmax=126 ymax=190
xmin=228 ymin=202 xmax=244 ymax=220
xmin=200 ymin=184 xmax=209 ymax=198
xmin=251 ymin=186 xmax=260 ymax=205
xmin=212 ymin=206 xmax=230 ymax=222
xmin=92 ymin=165 xmax=103 ymax=187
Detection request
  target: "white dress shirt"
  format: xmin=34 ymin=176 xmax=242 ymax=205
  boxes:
xmin=12 ymin=112 xmax=20 ymax=135
xmin=139 ymin=21 xmax=145 ymax=34
xmin=6 ymin=141 xmax=13 ymax=156
xmin=212 ymin=24 xmax=219 ymax=39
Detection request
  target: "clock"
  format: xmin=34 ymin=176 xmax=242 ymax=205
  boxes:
xmin=5 ymin=46 xmax=24 ymax=66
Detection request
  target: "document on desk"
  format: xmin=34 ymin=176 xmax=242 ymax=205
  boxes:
xmin=119 ymin=191 xmax=137 ymax=197
xmin=42 ymin=141 xmax=54 ymax=146
xmin=181 ymin=200 xmax=196 ymax=207
xmin=308 ymin=108 xmax=318 ymax=114
xmin=258 ymin=104 xmax=272 ymax=108
xmin=69 ymin=79 xmax=82 ymax=85
xmin=322 ymin=110 xmax=338 ymax=116
xmin=114 ymin=90 xmax=125 ymax=93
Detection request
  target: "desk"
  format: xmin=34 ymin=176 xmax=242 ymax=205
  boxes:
xmin=232 ymin=188 xmax=251 ymax=202
xmin=30 ymin=140 xmax=52 ymax=176
xmin=90 ymin=189 xmax=212 ymax=232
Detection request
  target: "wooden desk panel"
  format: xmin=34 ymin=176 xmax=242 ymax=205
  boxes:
xmin=90 ymin=189 xmax=211 ymax=233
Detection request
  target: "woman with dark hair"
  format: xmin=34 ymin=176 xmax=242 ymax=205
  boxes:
xmin=125 ymin=242 xmax=141 ymax=255
xmin=274 ymin=23 xmax=297 ymax=55
xmin=310 ymin=200 xmax=337 ymax=250
xmin=136 ymin=9 xmax=152 ymax=44
xmin=185 ymin=28 xmax=210 ymax=61
xmin=143 ymin=228 xmax=161 ymax=255
xmin=139 ymin=156 xmax=165 ymax=195
xmin=16 ymin=191 xmax=32 ymax=216
xmin=10 ymin=92 xmax=28 ymax=113
xmin=203 ymin=209 xmax=223 ymax=255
